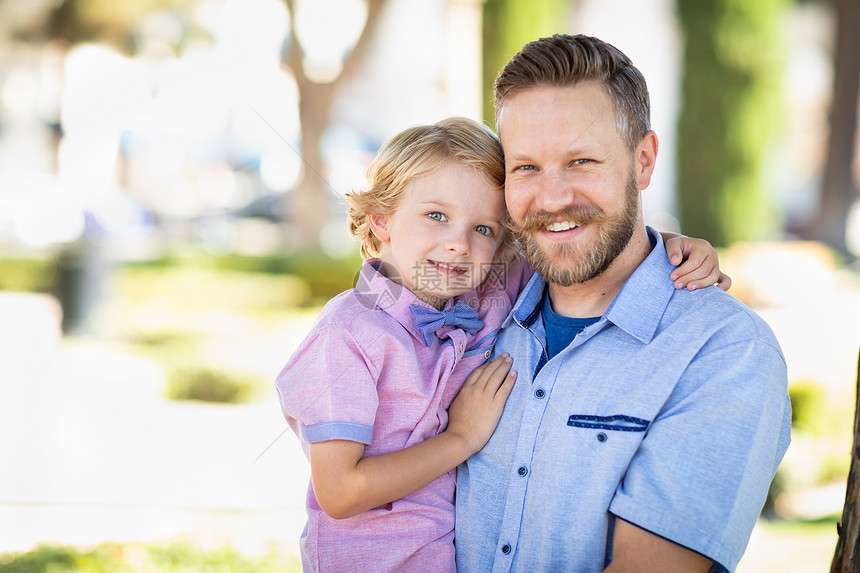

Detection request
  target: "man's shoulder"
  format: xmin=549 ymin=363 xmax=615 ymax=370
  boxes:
xmin=668 ymin=286 xmax=782 ymax=352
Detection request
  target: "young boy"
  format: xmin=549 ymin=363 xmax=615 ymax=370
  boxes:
xmin=276 ymin=117 xmax=726 ymax=572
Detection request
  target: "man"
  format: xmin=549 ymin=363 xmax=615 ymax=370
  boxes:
xmin=455 ymin=34 xmax=791 ymax=573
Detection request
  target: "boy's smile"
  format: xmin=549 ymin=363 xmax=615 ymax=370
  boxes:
xmin=370 ymin=161 xmax=506 ymax=309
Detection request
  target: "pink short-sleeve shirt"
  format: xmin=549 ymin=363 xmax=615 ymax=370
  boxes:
xmin=276 ymin=258 xmax=531 ymax=572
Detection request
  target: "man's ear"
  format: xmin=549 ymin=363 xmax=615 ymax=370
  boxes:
xmin=634 ymin=130 xmax=658 ymax=191
xmin=367 ymin=213 xmax=391 ymax=243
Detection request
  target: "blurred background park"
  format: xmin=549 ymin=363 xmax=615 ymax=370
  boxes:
xmin=0 ymin=0 xmax=858 ymax=571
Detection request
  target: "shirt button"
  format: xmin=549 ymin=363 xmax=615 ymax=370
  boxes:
xmin=459 ymin=343 xmax=464 ymax=352
xmin=534 ymin=388 xmax=545 ymax=399
xmin=484 ymin=349 xmax=491 ymax=359
xmin=597 ymin=432 xmax=607 ymax=442
xmin=517 ymin=466 xmax=528 ymax=476
xmin=501 ymin=543 xmax=512 ymax=555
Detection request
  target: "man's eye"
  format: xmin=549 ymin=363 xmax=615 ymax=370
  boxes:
xmin=516 ymin=165 xmax=536 ymax=172
xmin=572 ymin=158 xmax=591 ymax=165
xmin=475 ymin=225 xmax=493 ymax=236
xmin=428 ymin=212 xmax=447 ymax=222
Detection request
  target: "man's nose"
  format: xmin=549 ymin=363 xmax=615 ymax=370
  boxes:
xmin=533 ymin=169 xmax=575 ymax=214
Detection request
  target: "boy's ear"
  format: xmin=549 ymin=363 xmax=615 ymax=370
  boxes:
xmin=367 ymin=213 xmax=391 ymax=243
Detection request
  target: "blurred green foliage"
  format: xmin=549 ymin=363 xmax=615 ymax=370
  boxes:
xmin=0 ymin=541 xmax=300 ymax=572
xmin=0 ymin=257 xmax=57 ymax=292
xmin=481 ymin=0 xmax=570 ymax=127
xmin=789 ymin=380 xmax=828 ymax=436
xmin=210 ymin=251 xmax=363 ymax=305
xmin=676 ymin=0 xmax=789 ymax=246
xmin=760 ymin=513 xmax=841 ymax=536
xmin=166 ymin=364 xmax=260 ymax=403
xmin=128 ymin=250 xmax=362 ymax=306
xmin=115 ymin=266 xmax=312 ymax=312
xmin=105 ymin=250 xmax=357 ymax=404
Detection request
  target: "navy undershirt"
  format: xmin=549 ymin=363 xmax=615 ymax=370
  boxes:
xmin=541 ymin=287 xmax=600 ymax=360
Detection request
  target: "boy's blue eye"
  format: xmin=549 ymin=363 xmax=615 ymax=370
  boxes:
xmin=428 ymin=212 xmax=447 ymax=222
xmin=475 ymin=225 xmax=492 ymax=236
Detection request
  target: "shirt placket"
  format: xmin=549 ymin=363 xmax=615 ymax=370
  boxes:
xmin=491 ymin=324 xmax=560 ymax=573
xmin=443 ymin=328 xmax=468 ymax=368
xmin=491 ymin=318 xmax=606 ymax=572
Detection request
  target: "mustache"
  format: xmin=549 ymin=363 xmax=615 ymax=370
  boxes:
xmin=508 ymin=204 xmax=609 ymax=236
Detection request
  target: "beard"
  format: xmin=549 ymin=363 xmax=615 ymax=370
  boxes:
xmin=509 ymin=170 xmax=640 ymax=287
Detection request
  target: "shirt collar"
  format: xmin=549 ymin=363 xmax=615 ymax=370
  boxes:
xmin=603 ymin=227 xmax=676 ymax=343
xmin=356 ymin=258 xmax=456 ymax=343
xmin=504 ymin=227 xmax=675 ymax=344
xmin=504 ymin=270 xmax=546 ymax=329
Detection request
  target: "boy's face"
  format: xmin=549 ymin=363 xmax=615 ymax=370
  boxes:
xmin=371 ymin=161 xmax=506 ymax=308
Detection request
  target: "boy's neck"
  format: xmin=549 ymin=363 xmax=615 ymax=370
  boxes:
xmin=415 ymin=294 xmax=447 ymax=310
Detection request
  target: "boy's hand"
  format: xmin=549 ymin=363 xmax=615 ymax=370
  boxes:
xmin=447 ymin=354 xmax=517 ymax=455
xmin=665 ymin=236 xmax=731 ymax=292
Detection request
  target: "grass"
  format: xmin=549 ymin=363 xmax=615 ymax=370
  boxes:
xmin=760 ymin=514 xmax=841 ymax=537
xmin=0 ymin=541 xmax=301 ymax=573
xmin=103 ymin=266 xmax=324 ymax=404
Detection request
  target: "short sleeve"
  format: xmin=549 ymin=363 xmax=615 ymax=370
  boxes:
xmin=608 ymin=338 xmax=791 ymax=572
xmin=275 ymin=326 xmax=380 ymax=445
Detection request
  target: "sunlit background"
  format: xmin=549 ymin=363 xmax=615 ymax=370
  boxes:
xmin=0 ymin=0 xmax=858 ymax=571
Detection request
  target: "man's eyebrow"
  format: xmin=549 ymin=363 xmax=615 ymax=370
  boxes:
xmin=505 ymin=152 xmax=533 ymax=162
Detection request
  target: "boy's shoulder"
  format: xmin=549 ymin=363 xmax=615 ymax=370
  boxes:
xmin=314 ymin=288 xmax=389 ymax=330
xmin=311 ymin=287 xmax=421 ymax=348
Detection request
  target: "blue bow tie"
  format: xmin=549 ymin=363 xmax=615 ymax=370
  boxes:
xmin=409 ymin=300 xmax=483 ymax=347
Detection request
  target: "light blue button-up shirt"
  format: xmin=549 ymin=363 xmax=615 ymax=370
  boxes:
xmin=455 ymin=228 xmax=791 ymax=573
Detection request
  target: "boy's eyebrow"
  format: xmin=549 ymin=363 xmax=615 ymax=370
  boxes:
xmin=417 ymin=199 xmax=451 ymax=207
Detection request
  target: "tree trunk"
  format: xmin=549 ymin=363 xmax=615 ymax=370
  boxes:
xmin=676 ymin=0 xmax=788 ymax=247
xmin=291 ymin=76 xmax=336 ymax=251
xmin=810 ymin=0 xmax=860 ymax=258
xmin=832 ymin=348 xmax=860 ymax=572
xmin=283 ymin=0 xmax=387 ymax=252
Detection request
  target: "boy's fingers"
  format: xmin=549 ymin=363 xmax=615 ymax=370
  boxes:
xmin=473 ymin=354 xmax=510 ymax=388
xmin=494 ymin=371 xmax=517 ymax=401
xmin=672 ymin=262 xmax=708 ymax=288
xmin=670 ymin=257 xmax=705 ymax=282
xmin=486 ymin=356 xmax=513 ymax=387
xmin=716 ymin=272 xmax=732 ymax=291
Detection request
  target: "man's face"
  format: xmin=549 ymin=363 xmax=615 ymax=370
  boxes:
xmin=499 ymin=82 xmax=646 ymax=286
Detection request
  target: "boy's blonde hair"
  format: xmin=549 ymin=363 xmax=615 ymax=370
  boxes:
xmin=346 ymin=117 xmax=512 ymax=259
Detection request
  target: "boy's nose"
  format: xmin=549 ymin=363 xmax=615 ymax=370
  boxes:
xmin=445 ymin=228 xmax=470 ymax=256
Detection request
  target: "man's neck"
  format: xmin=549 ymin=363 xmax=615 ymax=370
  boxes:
xmin=547 ymin=229 xmax=653 ymax=319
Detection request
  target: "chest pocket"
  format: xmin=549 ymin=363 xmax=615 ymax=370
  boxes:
xmin=567 ymin=414 xmax=650 ymax=432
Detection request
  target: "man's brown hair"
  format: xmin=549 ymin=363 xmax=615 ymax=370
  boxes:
xmin=494 ymin=34 xmax=651 ymax=150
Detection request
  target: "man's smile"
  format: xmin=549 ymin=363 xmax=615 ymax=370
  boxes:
xmin=545 ymin=221 xmax=582 ymax=233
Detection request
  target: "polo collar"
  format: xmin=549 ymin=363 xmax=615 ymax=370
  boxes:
xmin=603 ymin=227 xmax=676 ymax=344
